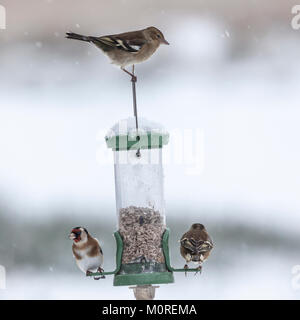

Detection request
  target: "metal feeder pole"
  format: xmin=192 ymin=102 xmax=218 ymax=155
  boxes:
xmin=131 ymin=65 xmax=141 ymax=157
xmin=131 ymin=65 xmax=139 ymax=132
xmin=129 ymin=285 xmax=160 ymax=300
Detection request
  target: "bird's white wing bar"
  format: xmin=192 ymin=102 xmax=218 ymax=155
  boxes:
xmin=114 ymin=37 xmax=140 ymax=52
xmin=116 ymin=39 xmax=129 ymax=50
xmin=97 ymin=36 xmax=139 ymax=52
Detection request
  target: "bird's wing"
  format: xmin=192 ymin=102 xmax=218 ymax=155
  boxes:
xmin=91 ymin=32 xmax=147 ymax=53
xmin=114 ymin=30 xmax=148 ymax=47
xmin=94 ymin=238 xmax=103 ymax=255
xmin=205 ymin=235 xmax=214 ymax=248
xmin=180 ymin=238 xmax=197 ymax=253
xmin=181 ymin=237 xmax=213 ymax=254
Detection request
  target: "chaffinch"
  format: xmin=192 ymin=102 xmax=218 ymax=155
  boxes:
xmin=180 ymin=223 xmax=213 ymax=275
xmin=66 ymin=26 xmax=169 ymax=80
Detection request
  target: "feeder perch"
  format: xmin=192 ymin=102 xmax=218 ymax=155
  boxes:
xmin=89 ymin=118 xmax=200 ymax=296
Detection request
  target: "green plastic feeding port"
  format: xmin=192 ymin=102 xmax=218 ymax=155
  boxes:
xmin=89 ymin=228 xmax=200 ymax=282
xmin=113 ymin=230 xmax=174 ymax=287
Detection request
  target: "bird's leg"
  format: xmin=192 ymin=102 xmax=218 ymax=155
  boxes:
xmin=97 ymin=266 xmax=105 ymax=279
xmin=86 ymin=269 xmax=102 ymax=280
xmin=184 ymin=264 xmax=189 ymax=277
xmin=132 ymin=64 xmax=137 ymax=83
xmin=121 ymin=67 xmax=137 ymax=82
xmin=194 ymin=265 xmax=202 ymax=276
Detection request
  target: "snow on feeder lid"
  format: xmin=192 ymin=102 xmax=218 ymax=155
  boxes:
xmin=105 ymin=117 xmax=169 ymax=151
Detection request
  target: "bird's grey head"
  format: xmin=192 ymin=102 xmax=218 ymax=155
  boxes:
xmin=146 ymin=26 xmax=169 ymax=45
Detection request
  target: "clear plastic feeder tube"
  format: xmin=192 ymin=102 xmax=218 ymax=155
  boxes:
xmin=105 ymin=118 xmax=169 ymax=267
xmin=114 ymin=148 xmax=166 ymax=264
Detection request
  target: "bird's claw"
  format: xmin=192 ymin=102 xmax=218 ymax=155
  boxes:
xmin=97 ymin=267 xmax=105 ymax=279
xmin=194 ymin=265 xmax=202 ymax=276
xmin=184 ymin=264 xmax=189 ymax=277
xmin=86 ymin=269 xmax=105 ymax=280
xmin=121 ymin=67 xmax=137 ymax=82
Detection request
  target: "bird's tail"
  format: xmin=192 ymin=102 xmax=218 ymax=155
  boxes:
xmin=65 ymin=32 xmax=91 ymax=42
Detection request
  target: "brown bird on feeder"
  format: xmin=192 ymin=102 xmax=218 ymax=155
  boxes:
xmin=69 ymin=227 xmax=105 ymax=280
xmin=180 ymin=223 xmax=213 ymax=275
xmin=66 ymin=26 xmax=169 ymax=81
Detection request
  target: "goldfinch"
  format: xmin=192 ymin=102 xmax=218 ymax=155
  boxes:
xmin=180 ymin=223 xmax=213 ymax=275
xmin=66 ymin=26 xmax=169 ymax=79
xmin=69 ymin=227 xmax=105 ymax=280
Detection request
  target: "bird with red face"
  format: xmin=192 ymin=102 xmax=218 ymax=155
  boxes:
xmin=69 ymin=227 xmax=105 ymax=280
xmin=180 ymin=223 xmax=213 ymax=275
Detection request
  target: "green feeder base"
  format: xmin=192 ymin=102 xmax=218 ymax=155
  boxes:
xmin=114 ymin=261 xmax=174 ymax=286
xmin=89 ymin=228 xmax=199 ymax=284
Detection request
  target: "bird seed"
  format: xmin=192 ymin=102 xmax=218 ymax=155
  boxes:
xmin=119 ymin=206 xmax=166 ymax=264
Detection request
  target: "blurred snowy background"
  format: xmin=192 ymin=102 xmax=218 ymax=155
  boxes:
xmin=0 ymin=0 xmax=300 ymax=299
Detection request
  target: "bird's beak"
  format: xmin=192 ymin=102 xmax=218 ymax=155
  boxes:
xmin=162 ymin=39 xmax=169 ymax=45
xmin=69 ymin=232 xmax=76 ymax=240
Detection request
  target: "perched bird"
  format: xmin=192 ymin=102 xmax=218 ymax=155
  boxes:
xmin=69 ymin=226 xmax=105 ymax=280
xmin=66 ymin=26 xmax=169 ymax=80
xmin=180 ymin=223 xmax=213 ymax=275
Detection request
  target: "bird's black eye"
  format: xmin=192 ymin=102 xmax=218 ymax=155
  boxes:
xmin=157 ymin=34 xmax=161 ymax=38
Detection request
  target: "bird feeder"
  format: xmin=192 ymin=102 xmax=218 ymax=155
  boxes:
xmin=105 ymin=118 xmax=174 ymax=286
xmin=88 ymin=118 xmax=200 ymax=297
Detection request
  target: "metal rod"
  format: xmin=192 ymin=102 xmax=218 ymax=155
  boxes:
xmin=131 ymin=65 xmax=138 ymax=132
xmin=130 ymin=65 xmax=141 ymax=158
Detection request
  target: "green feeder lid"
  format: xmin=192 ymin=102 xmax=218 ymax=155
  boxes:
xmin=105 ymin=117 xmax=169 ymax=151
